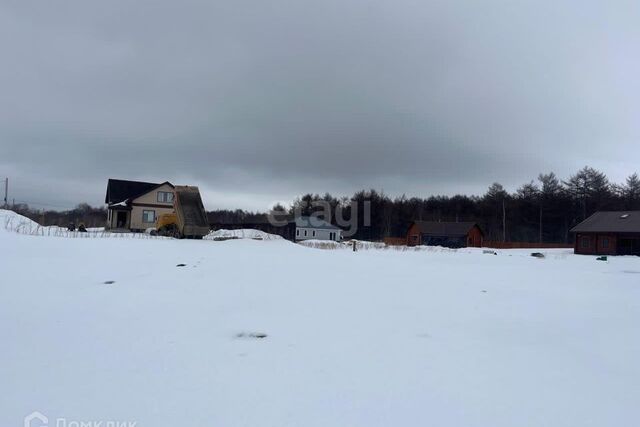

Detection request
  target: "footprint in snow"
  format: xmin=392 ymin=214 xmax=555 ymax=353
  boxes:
xmin=103 ymin=280 xmax=116 ymax=285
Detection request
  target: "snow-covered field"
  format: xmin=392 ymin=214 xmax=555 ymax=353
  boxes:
xmin=206 ymin=228 xmax=284 ymax=241
xmin=1 ymin=210 xmax=639 ymax=427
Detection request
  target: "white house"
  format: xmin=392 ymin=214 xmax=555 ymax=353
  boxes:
xmin=295 ymin=216 xmax=342 ymax=242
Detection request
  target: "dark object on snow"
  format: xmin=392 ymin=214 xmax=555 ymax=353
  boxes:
xmin=236 ymin=332 xmax=267 ymax=339
xmin=596 ymin=256 xmax=608 ymax=261
xmin=68 ymin=222 xmax=76 ymax=231
xmin=78 ymin=223 xmax=87 ymax=232
xmin=176 ymin=263 xmax=187 ymax=267
xmin=531 ymin=252 xmax=545 ymax=258
xmin=103 ymin=280 xmax=115 ymax=284
xmin=158 ymin=223 xmax=180 ymax=238
xmin=353 ymin=240 xmax=357 ymax=252
xmin=483 ymin=250 xmax=497 ymax=255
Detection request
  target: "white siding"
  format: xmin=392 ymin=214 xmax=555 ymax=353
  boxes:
xmin=295 ymin=227 xmax=342 ymax=241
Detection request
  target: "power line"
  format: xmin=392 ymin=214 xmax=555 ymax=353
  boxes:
xmin=11 ymin=199 xmax=87 ymax=210
xmin=0 ymin=178 xmax=95 ymax=210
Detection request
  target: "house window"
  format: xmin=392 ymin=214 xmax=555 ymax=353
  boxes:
xmin=157 ymin=191 xmax=174 ymax=203
xmin=296 ymin=229 xmax=300 ymax=236
xmin=304 ymin=230 xmax=308 ymax=237
xmin=601 ymin=237 xmax=609 ymax=249
xmin=142 ymin=210 xmax=155 ymax=223
xmin=313 ymin=230 xmax=316 ymax=237
xmin=581 ymin=236 xmax=590 ymax=248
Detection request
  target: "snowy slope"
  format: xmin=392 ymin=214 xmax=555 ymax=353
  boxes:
xmin=0 ymin=209 xmax=166 ymax=239
xmin=1 ymin=212 xmax=640 ymax=426
xmin=0 ymin=208 xmax=41 ymax=233
xmin=206 ymin=228 xmax=283 ymax=240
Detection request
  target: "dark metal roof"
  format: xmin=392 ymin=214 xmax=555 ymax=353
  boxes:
xmin=570 ymin=211 xmax=640 ymax=233
xmin=295 ymin=216 xmax=341 ymax=230
xmin=105 ymin=179 xmax=173 ymax=205
xmin=411 ymin=221 xmax=482 ymax=237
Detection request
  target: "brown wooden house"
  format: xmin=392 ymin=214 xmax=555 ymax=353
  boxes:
xmin=571 ymin=211 xmax=640 ymax=256
xmin=406 ymin=221 xmax=483 ymax=248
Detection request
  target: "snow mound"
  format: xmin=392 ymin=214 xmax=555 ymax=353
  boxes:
xmin=297 ymin=239 xmax=344 ymax=249
xmin=0 ymin=209 xmax=167 ymax=239
xmin=298 ymin=239 xmax=465 ymax=251
xmin=0 ymin=209 xmax=41 ymax=234
xmin=206 ymin=228 xmax=284 ymax=241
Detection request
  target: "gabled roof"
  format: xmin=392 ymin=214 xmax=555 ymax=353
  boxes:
xmin=295 ymin=216 xmax=341 ymax=230
xmin=105 ymin=179 xmax=173 ymax=205
xmin=570 ymin=211 xmax=640 ymax=233
xmin=410 ymin=221 xmax=482 ymax=237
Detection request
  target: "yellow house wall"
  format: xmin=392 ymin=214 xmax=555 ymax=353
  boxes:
xmin=128 ymin=183 xmax=175 ymax=230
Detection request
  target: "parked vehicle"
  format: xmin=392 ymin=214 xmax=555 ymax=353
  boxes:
xmin=155 ymin=186 xmax=209 ymax=239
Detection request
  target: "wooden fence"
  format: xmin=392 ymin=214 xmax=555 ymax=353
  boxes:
xmin=383 ymin=237 xmax=407 ymax=246
xmin=483 ymin=241 xmax=573 ymax=249
xmin=383 ymin=236 xmax=572 ymax=249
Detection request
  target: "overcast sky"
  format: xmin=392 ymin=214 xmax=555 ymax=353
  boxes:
xmin=1 ymin=0 xmax=638 ymax=211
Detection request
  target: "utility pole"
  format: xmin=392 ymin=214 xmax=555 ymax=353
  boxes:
xmin=502 ymin=199 xmax=506 ymax=243
xmin=3 ymin=177 xmax=7 ymax=208
xmin=539 ymin=203 xmax=543 ymax=243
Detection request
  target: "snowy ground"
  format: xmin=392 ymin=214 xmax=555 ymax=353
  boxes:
xmin=206 ymin=228 xmax=284 ymax=241
xmin=1 ymin=210 xmax=639 ymax=427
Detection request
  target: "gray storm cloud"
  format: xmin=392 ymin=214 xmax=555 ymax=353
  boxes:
xmin=0 ymin=0 xmax=638 ymax=210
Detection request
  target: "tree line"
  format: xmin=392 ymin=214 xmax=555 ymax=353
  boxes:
xmin=9 ymin=203 xmax=108 ymax=228
xmin=208 ymin=167 xmax=640 ymax=243
xmin=8 ymin=166 xmax=640 ymax=243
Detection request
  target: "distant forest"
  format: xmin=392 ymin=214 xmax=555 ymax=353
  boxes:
xmin=8 ymin=167 xmax=640 ymax=243
xmin=208 ymin=167 xmax=640 ymax=243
